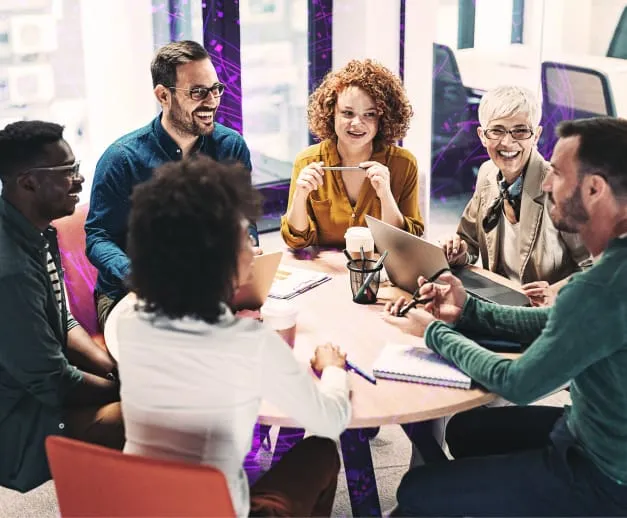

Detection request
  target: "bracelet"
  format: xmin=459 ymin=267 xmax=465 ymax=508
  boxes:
xmin=106 ymin=371 xmax=118 ymax=383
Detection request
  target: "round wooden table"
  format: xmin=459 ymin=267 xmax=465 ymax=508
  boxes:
xmin=105 ymin=248 xmax=522 ymax=516
xmin=105 ymin=249 xmax=502 ymax=426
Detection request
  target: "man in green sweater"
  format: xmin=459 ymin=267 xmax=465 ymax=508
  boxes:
xmin=383 ymin=117 xmax=627 ymax=516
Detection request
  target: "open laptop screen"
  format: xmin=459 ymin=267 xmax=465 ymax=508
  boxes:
xmin=365 ymin=215 xmax=529 ymax=307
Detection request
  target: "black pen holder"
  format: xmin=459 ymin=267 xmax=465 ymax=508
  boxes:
xmin=347 ymin=259 xmax=383 ymax=304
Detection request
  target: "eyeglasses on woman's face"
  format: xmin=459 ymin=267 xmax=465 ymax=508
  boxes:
xmin=483 ymin=127 xmax=534 ymax=141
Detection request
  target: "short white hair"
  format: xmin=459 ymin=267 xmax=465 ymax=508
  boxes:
xmin=478 ymin=85 xmax=542 ymax=128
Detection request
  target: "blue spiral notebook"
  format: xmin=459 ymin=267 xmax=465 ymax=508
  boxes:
xmin=372 ymin=343 xmax=472 ymax=389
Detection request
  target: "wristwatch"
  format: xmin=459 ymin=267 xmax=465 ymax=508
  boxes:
xmin=106 ymin=370 xmax=118 ymax=383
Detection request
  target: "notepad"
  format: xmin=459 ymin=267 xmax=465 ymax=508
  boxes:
xmin=372 ymin=343 xmax=472 ymax=389
xmin=268 ymin=265 xmax=331 ymax=300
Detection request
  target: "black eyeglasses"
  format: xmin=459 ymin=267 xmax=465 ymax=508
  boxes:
xmin=168 ymin=83 xmax=226 ymax=100
xmin=27 ymin=161 xmax=82 ymax=180
xmin=484 ymin=127 xmax=534 ymax=140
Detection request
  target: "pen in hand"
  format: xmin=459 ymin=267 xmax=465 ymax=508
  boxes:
xmin=397 ymin=296 xmax=434 ymax=317
xmin=397 ymin=268 xmax=449 ymax=317
xmin=321 ymin=166 xmax=365 ymax=171
xmin=345 ymin=359 xmax=377 ymax=385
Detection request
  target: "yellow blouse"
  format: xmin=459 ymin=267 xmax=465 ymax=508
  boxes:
xmin=280 ymin=139 xmax=424 ymax=249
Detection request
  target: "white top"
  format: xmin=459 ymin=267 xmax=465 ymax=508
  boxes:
xmin=115 ymin=303 xmax=351 ymax=517
xmin=497 ymin=214 xmax=521 ymax=282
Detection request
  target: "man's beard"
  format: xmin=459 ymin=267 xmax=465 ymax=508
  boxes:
xmin=168 ymin=96 xmax=214 ymax=137
xmin=549 ymin=184 xmax=589 ymax=233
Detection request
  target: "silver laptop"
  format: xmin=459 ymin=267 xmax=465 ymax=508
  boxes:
xmin=365 ymin=215 xmax=529 ymax=306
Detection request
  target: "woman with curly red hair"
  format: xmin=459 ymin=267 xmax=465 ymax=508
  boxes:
xmin=280 ymin=59 xmax=424 ymax=249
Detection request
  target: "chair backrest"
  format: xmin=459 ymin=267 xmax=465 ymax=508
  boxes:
xmin=46 ymin=436 xmax=236 ymax=518
xmin=607 ymin=5 xmax=627 ymax=60
xmin=432 ymin=43 xmax=469 ymax=135
xmin=539 ymin=61 xmax=616 ymax=158
xmin=53 ymin=204 xmax=99 ymax=336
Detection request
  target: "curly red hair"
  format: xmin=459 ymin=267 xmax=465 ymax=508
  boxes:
xmin=307 ymin=59 xmax=413 ymax=144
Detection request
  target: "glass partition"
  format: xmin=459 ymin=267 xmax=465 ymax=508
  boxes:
xmin=3 ymin=0 xmax=627 ymax=209
xmin=0 ymin=0 xmax=155 ymax=196
xmin=427 ymin=0 xmax=627 ymax=202
xmin=239 ymin=0 xmax=309 ymax=187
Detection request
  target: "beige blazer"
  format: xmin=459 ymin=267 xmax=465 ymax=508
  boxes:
xmin=457 ymin=149 xmax=592 ymax=285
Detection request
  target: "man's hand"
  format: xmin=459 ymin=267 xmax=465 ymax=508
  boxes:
xmin=442 ymin=235 xmax=469 ymax=266
xmin=310 ymin=343 xmax=347 ymax=374
xmin=416 ymin=271 xmax=467 ymax=324
xmin=522 ymin=281 xmax=558 ymax=307
xmin=381 ymin=299 xmax=436 ymax=337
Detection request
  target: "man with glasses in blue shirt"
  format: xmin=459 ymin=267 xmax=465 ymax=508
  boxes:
xmin=86 ymin=40 xmax=259 ymax=330
xmin=0 ymin=121 xmax=123 ymax=492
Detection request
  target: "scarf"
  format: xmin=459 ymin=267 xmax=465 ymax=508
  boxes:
xmin=482 ymin=171 xmax=524 ymax=233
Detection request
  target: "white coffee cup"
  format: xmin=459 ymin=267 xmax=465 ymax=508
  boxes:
xmin=261 ymin=299 xmax=298 ymax=349
xmin=345 ymin=226 xmax=375 ymax=260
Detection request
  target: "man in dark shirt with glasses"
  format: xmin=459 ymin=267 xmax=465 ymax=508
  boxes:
xmin=0 ymin=121 xmax=124 ymax=492
xmin=85 ymin=40 xmax=260 ymax=330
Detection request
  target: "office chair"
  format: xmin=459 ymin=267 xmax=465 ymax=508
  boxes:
xmin=53 ymin=204 xmax=101 ymax=339
xmin=46 ymin=435 xmax=236 ymax=517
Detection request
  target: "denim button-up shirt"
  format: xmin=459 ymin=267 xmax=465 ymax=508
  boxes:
xmin=85 ymin=114 xmax=257 ymax=301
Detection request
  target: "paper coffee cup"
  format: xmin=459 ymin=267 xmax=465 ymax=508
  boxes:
xmin=261 ymin=299 xmax=298 ymax=348
xmin=345 ymin=226 xmax=375 ymax=260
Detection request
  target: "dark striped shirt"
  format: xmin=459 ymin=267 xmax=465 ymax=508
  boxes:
xmin=46 ymin=251 xmax=79 ymax=332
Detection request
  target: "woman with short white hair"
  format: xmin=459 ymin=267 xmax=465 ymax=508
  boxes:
xmin=442 ymin=85 xmax=590 ymax=306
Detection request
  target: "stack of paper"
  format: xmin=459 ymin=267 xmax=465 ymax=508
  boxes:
xmin=268 ymin=265 xmax=331 ymax=300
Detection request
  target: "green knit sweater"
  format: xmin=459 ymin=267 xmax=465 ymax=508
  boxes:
xmin=425 ymin=237 xmax=627 ymax=484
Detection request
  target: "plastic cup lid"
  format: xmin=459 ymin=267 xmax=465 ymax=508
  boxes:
xmin=344 ymin=226 xmax=372 ymax=239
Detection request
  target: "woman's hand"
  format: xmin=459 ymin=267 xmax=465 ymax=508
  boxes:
xmin=360 ymin=161 xmax=391 ymax=199
xmin=441 ymin=235 xmax=469 ymax=266
xmin=295 ymin=161 xmax=325 ymax=196
xmin=310 ymin=343 xmax=347 ymax=374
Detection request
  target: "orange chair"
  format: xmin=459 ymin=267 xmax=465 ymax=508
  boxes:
xmin=45 ymin=436 xmax=236 ymax=517
xmin=53 ymin=204 xmax=101 ymax=340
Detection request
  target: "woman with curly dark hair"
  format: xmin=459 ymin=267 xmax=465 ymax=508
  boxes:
xmin=116 ymin=156 xmax=351 ymax=517
xmin=281 ymin=59 xmax=424 ymax=249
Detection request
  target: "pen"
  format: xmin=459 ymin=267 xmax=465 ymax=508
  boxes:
xmin=320 ymin=166 xmax=365 ymax=171
xmin=397 ymin=296 xmax=435 ymax=317
xmin=360 ymin=246 xmax=366 ymax=275
xmin=397 ymin=268 xmax=450 ymax=317
xmin=353 ymin=250 xmax=389 ymax=301
xmin=346 ymin=359 xmax=377 ymax=385
xmin=342 ymin=248 xmax=356 ymax=265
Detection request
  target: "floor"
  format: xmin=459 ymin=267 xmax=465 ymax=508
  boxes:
xmin=0 ymin=195 xmax=571 ymax=517
xmin=0 ymin=390 xmax=571 ymax=518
